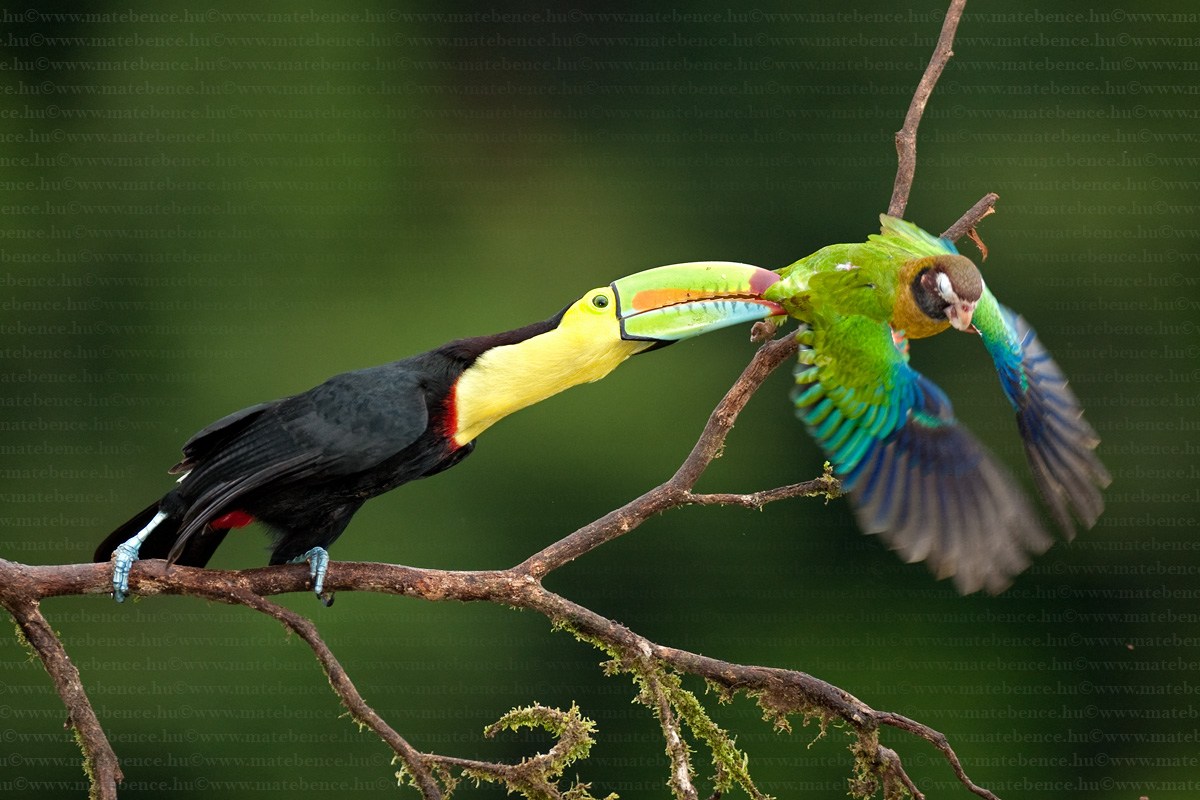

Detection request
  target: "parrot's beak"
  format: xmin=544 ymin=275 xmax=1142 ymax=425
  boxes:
xmin=946 ymin=300 xmax=978 ymax=332
xmin=611 ymin=262 xmax=784 ymax=345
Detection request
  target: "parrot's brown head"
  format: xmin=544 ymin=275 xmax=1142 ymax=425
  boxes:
xmin=909 ymin=254 xmax=983 ymax=336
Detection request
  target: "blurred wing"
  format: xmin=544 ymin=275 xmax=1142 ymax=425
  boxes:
xmin=972 ymin=289 xmax=1111 ymax=536
xmin=793 ymin=316 xmax=1051 ymax=594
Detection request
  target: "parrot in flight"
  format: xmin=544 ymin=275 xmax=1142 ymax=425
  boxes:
xmin=764 ymin=216 xmax=1110 ymax=594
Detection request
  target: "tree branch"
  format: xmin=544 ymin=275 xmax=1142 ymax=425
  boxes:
xmin=201 ymin=580 xmax=444 ymax=798
xmin=514 ymin=334 xmax=803 ymax=580
xmin=875 ymin=712 xmax=1002 ymax=800
xmin=1 ymin=554 xmax=1002 ymax=800
xmin=686 ymin=473 xmax=838 ymax=510
xmin=888 ymin=0 xmax=968 ymax=217
xmin=0 ymin=566 xmax=122 ymax=800
xmin=413 ymin=704 xmax=602 ymax=798
xmin=0 ymin=2 xmax=1012 ymax=798
xmin=940 ymin=192 xmax=999 ymax=243
xmin=941 ymin=191 xmax=1001 ymax=260
xmin=644 ymin=668 xmax=699 ymax=800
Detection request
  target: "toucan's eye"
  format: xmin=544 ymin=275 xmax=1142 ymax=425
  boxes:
xmin=579 ymin=289 xmax=614 ymax=315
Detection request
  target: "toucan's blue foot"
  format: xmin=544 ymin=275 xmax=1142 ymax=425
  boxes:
xmin=293 ymin=547 xmax=331 ymax=603
xmin=111 ymin=541 xmax=140 ymax=603
xmin=109 ymin=509 xmax=168 ymax=603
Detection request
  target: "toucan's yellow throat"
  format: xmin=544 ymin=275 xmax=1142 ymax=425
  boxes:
xmin=451 ymin=289 xmax=647 ymax=446
xmin=449 ymin=261 xmax=783 ymax=446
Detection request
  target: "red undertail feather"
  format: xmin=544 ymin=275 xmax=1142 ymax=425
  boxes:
xmin=210 ymin=510 xmax=255 ymax=530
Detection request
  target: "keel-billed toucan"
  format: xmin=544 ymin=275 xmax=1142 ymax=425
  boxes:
xmin=96 ymin=262 xmax=784 ymax=602
xmin=765 ymin=216 xmax=1109 ymax=594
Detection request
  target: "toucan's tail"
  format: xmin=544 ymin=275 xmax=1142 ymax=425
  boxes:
xmin=93 ymin=500 xmax=229 ymax=568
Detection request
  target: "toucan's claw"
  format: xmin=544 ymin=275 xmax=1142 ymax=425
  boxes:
xmin=108 ymin=509 xmax=168 ymax=603
xmin=294 ymin=546 xmax=331 ymax=600
xmin=111 ymin=541 xmax=140 ymax=603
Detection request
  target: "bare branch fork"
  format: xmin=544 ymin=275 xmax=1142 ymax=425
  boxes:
xmin=0 ymin=0 xmax=1011 ymax=798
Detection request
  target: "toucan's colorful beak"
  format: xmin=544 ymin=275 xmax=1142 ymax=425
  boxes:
xmin=611 ymin=262 xmax=784 ymax=343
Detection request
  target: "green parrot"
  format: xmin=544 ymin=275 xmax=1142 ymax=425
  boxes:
xmin=765 ymin=216 xmax=1110 ymax=594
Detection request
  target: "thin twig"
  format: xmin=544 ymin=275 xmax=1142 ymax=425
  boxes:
xmin=246 ymin=598 xmax=443 ymax=799
xmin=417 ymin=704 xmax=593 ymax=798
xmin=875 ymin=712 xmax=1002 ymax=800
xmin=877 ymin=745 xmax=924 ymax=800
xmin=888 ymin=0 xmax=968 ymax=217
xmin=516 ymin=335 xmax=799 ymax=579
xmin=941 ymin=191 xmax=1000 ymax=245
xmin=686 ymin=475 xmax=840 ymax=510
xmin=643 ymin=665 xmax=699 ymax=800
xmin=160 ymin=573 xmax=443 ymax=799
xmin=667 ymin=335 xmax=799 ymax=488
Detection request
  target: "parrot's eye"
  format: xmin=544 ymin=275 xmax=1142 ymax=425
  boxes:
xmin=592 ymin=294 xmax=609 ymax=309
xmin=935 ymin=272 xmax=955 ymax=301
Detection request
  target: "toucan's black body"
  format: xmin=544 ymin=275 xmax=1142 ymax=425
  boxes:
xmin=94 ymin=262 xmax=785 ymax=601
xmin=94 ymin=318 xmax=557 ymax=571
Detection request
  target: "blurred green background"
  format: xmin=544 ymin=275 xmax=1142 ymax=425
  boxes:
xmin=1 ymin=1 xmax=1196 ymax=797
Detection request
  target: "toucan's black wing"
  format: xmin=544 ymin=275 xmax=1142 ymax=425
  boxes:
xmin=167 ymin=364 xmax=433 ymax=558
xmin=214 ymin=364 xmax=431 ymax=475
xmin=275 ymin=365 xmax=433 ymax=475
xmin=171 ymin=400 xmax=279 ymax=474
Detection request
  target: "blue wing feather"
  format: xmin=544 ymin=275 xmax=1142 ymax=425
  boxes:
xmin=793 ymin=317 xmax=1053 ymax=594
xmin=973 ymin=291 xmax=1111 ymax=536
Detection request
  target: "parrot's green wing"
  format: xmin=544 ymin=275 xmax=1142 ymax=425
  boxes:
xmin=870 ymin=214 xmax=957 ymax=259
xmin=792 ymin=314 xmax=1053 ymax=594
xmin=971 ymin=289 xmax=1111 ymax=535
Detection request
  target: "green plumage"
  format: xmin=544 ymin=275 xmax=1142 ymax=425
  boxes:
xmin=768 ymin=216 xmax=1109 ymax=594
xmin=766 ymin=215 xmax=951 ymax=323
